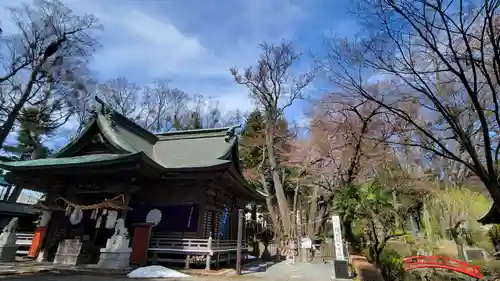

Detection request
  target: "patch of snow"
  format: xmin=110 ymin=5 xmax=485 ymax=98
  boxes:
xmin=127 ymin=265 xmax=191 ymax=278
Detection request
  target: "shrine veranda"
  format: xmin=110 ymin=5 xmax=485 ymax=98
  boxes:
xmin=0 ymin=97 xmax=264 ymax=270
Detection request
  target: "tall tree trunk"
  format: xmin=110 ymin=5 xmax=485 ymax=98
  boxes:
xmin=264 ymin=123 xmax=290 ymax=235
xmin=315 ymin=205 xmax=328 ymax=236
xmin=0 ymin=64 xmax=41 ymax=147
xmin=261 ymin=174 xmax=278 ymax=230
xmin=30 ymin=130 xmax=45 ymax=160
xmin=308 ymin=186 xmax=319 ymax=237
xmin=486 ymin=179 xmax=500 ymax=216
xmin=292 ymin=181 xmax=300 ymax=239
xmin=342 ymin=217 xmax=358 ymax=253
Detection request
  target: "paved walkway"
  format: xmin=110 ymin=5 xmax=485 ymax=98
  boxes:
xmin=0 ymin=260 xmax=340 ymax=281
xmin=235 ymin=261 xmax=339 ymax=281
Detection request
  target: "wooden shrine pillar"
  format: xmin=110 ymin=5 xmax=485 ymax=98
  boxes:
xmin=36 ymin=211 xmax=64 ymax=262
xmin=32 ymin=191 xmax=58 ymax=261
xmin=121 ymin=187 xmax=133 ymax=220
xmin=28 ymin=224 xmax=49 ymax=258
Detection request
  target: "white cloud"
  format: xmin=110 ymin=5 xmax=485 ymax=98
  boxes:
xmin=89 ymin=7 xmax=220 ymax=79
xmin=1 ymin=0 xmax=310 ymax=140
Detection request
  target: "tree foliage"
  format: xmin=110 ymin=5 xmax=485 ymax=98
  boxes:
xmin=322 ymin=0 xmax=500 ymax=214
xmin=0 ymin=0 xmax=99 ymax=147
xmin=3 ymin=106 xmax=54 ymax=159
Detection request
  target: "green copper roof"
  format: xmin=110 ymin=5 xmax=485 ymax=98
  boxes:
xmin=0 ymin=154 xmax=137 ymax=169
xmin=0 ymin=97 xmax=263 ymax=199
xmin=49 ymin=97 xmax=240 ymax=170
xmin=153 ymin=127 xmax=238 ymax=168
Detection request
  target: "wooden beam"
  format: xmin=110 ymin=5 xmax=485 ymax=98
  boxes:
xmin=122 ymin=186 xmax=134 ymax=220
xmin=159 ymin=172 xmax=220 ymax=181
xmin=236 ymin=209 xmax=244 ymax=275
xmin=73 ymin=185 xmax=140 ymax=194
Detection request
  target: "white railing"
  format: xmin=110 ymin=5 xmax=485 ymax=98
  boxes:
xmin=149 ymin=236 xmax=248 ymax=254
xmin=148 ymin=234 xmax=249 ymax=270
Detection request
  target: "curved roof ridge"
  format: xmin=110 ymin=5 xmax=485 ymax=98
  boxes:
xmin=156 ymin=125 xmax=240 ymax=138
xmin=96 ymin=114 xmax=137 ymax=153
xmin=95 ymin=96 xmax=158 ymax=144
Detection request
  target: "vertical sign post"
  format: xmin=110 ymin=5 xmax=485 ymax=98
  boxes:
xmin=332 ymin=215 xmax=345 ymax=260
xmin=331 ymin=215 xmax=350 ymax=280
xmin=236 ymin=209 xmax=244 ymax=275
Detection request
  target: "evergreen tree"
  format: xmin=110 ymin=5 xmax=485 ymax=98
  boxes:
xmin=171 ymin=115 xmax=183 ymax=131
xmin=4 ymin=107 xmax=54 ymax=160
xmin=187 ymin=111 xmax=203 ymax=130
xmin=240 ymin=109 xmax=266 ymax=170
xmin=239 ymin=109 xmax=296 ymax=192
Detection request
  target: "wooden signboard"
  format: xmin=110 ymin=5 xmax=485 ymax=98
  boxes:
xmin=130 ymin=223 xmax=153 ymax=265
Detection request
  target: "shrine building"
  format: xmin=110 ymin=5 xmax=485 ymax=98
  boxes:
xmin=0 ymin=97 xmax=264 ymax=269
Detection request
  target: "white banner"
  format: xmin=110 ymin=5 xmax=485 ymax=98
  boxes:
xmin=331 ymin=215 xmax=345 ymax=261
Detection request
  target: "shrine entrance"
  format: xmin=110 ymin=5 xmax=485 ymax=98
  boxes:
xmin=37 ymin=192 xmax=132 ymax=264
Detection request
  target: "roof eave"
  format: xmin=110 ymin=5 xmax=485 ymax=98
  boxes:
xmin=227 ymin=165 xmax=267 ymax=201
xmin=158 ymin=161 xmax=232 ymax=174
xmin=0 ymin=153 xmax=144 ymax=172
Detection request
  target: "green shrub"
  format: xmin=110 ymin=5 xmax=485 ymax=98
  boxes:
xmin=488 ymin=225 xmax=500 ymax=252
xmin=470 ymin=259 xmax=500 ymax=278
xmin=378 ymin=248 xmax=406 ymax=281
xmin=403 ymin=233 xmax=416 ymax=245
xmin=488 ymin=225 xmax=500 ymax=243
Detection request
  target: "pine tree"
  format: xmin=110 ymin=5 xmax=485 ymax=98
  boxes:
xmin=4 ymin=107 xmax=54 ymax=160
xmin=240 ymin=109 xmax=293 ymax=179
xmin=188 ymin=111 xmax=203 ymax=129
xmin=171 ymin=115 xmax=183 ymax=131
xmin=240 ymin=109 xmax=266 ymax=170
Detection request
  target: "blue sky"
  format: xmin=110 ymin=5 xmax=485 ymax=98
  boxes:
xmin=1 ymin=0 xmax=359 ymax=150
